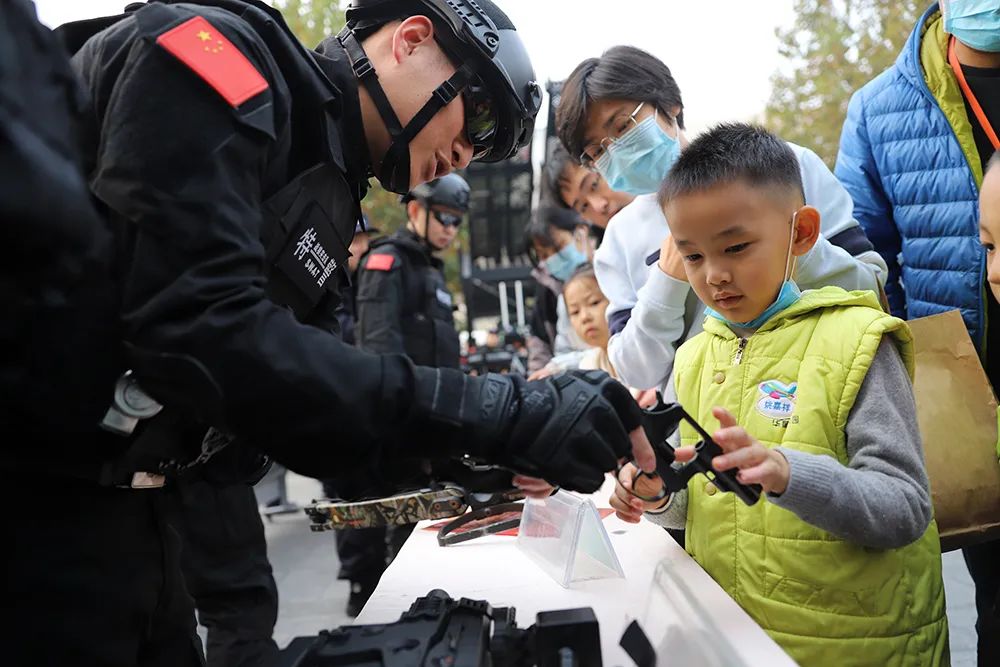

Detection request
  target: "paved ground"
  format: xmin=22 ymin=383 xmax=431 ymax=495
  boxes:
xmin=259 ymin=472 xmax=980 ymax=664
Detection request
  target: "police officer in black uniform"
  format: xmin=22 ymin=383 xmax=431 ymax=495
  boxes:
xmin=5 ymin=1 xmax=655 ymax=665
xmin=357 ymin=173 xmax=468 ymax=369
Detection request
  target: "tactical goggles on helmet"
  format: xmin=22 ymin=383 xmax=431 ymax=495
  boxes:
xmin=432 ymin=209 xmax=464 ymax=228
xmin=462 ymin=76 xmax=498 ymax=161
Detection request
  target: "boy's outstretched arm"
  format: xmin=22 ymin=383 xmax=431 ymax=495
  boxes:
xmin=766 ymin=338 xmax=931 ymax=549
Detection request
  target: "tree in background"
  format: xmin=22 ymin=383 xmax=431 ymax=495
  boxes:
xmin=764 ymin=0 xmax=921 ymax=167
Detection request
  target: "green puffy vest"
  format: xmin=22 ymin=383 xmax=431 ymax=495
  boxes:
xmin=674 ymin=287 xmax=948 ymax=666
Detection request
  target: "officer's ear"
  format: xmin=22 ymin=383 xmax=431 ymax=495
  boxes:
xmin=406 ymin=199 xmax=424 ymax=225
xmin=392 ymin=15 xmax=435 ymax=64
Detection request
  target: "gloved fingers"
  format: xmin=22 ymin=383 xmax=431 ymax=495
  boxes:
xmin=580 ymin=399 xmax=632 ymax=474
xmin=569 ymin=369 xmax=644 ymax=433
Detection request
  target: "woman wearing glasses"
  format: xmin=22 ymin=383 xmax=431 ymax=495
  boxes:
xmin=555 ymin=45 xmax=889 ymax=393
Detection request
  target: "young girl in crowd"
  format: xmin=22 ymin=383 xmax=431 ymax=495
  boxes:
xmin=611 ymin=124 xmax=948 ymax=666
xmin=562 ymin=264 xmax=656 ymax=408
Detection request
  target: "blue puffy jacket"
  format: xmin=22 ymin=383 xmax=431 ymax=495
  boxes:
xmin=835 ymin=3 xmax=985 ymax=348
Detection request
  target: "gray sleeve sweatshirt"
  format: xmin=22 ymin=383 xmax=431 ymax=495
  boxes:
xmin=645 ymin=338 xmax=932 ymax=550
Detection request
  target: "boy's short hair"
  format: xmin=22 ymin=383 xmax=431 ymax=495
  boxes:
xmin=556 ymin=45 xmax=685 ymax=161
xmin=658 ymin=123 xmax=805 ymax=209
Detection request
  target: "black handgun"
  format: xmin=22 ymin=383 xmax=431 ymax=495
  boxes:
xmin=636 ymin=400 xmax=761 ymax=506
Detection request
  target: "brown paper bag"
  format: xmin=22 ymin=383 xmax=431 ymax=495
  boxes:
xmin=909 ymin=310 xmax=1000 ymax=552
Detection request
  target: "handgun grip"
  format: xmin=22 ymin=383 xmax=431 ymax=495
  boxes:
xmin=696 ymin=440 xmax=762 ymax=506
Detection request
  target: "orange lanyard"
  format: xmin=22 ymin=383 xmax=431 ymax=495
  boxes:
xmin=949 ymin=36 xmax=1000 ymax=150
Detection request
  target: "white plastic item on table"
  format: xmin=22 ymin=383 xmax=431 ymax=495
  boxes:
xmin=516 ymin=490 xmax=625 ymax=588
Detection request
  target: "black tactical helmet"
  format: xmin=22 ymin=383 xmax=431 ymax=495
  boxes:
xmin=403 ymin=173 xmax=471 ymax=213
xmin=338 ymin=0 xmax=541 ymax=194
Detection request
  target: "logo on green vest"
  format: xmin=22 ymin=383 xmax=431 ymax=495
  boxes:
xmin=756 ymin=380 xmax=797 ymax=420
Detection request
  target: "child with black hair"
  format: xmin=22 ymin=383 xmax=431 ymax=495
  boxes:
xmin=524 ymin=206 xmax=591 ymax=373
xmin=563 ymin=264 xmax=656 ymax=408
xmin=611 ymin=124 xmax=948 ymax=665
xmin=542 ymin=143 xmax=632 ymax=231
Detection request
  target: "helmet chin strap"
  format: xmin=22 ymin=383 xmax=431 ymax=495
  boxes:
xmin=420 ymin=207 xmax=435 ymax=252
xmin=338 ymin=28 xmax=475 ymax=195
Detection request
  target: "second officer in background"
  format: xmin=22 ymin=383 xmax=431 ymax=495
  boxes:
xmin=356 ymin=174 xmax=468 ymax=369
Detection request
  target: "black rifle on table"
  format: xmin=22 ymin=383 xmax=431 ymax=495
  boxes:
xmin=278 ymin=589 xmax=602 ymax=667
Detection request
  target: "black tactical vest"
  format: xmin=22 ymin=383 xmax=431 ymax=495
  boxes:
xmin=373 ymin=233 xmax=461 ymax=369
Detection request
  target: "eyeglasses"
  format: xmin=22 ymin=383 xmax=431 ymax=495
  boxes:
xmin=578 ymin=102 xmax=647 ymax=170
xmin=462 ymin=76 xmax=498 ymax=161
xmin=433 ymin=210 xmax=464 ymax=228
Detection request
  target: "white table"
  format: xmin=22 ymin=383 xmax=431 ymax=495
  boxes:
xmin=355 ymin=479 xmax=796 ymax=666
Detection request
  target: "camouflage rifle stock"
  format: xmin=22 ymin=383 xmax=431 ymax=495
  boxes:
xmin=305 ymin=484 xmax=525 ymax=543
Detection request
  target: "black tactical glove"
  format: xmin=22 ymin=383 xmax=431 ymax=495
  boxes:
xmin=414 ymin=367 xmax=643 ymax=493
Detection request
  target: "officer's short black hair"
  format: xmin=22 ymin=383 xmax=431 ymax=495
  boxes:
xmin=658 ymin=123 xmax=805 ymax=210
xmin=541 ymin=144 xmax=576 ymax=209
xmin=557 ymin=45 xmax=685 ymax=161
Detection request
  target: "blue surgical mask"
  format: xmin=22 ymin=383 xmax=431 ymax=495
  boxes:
xmin=706 ymin=280 xmax=801 ymax=330
xmin=594 ymin=115 xmax=681 ymax=196
xmin=544 ymin=244 xmax=587 ymax=282
xmin=704 ymin=211 xmax=802 ymax=330
xmin=944 ymin=0 xmax=1000 ymax=52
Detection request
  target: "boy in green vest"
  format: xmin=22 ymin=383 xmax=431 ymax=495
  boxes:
xmin=610 ymin=123 xmax=949 ymax=666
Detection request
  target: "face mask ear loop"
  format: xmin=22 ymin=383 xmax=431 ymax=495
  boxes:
xmin=422 ymin=206 xmax=435 ymax=252
xmin=783 ymin=210 xmax=799 ymax=282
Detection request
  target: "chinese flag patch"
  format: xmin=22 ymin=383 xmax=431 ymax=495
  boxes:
xmin=366 ymin=254 xmax=395 ymax=272
xmin=156 ymin=16 xmax=268 ymax=107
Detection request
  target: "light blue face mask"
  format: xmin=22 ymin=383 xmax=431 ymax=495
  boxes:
xmin=706 ymin=280 xmax=802 ymax=330
xmin=544 ymin=243 xmax=587 ymax=282
xmin=944 ymin=0 xmax=1000 ymax=52
xmin=704 ymin=211 xmax=802 ymax=330
xmin=594 ymin=112 xmax=681 ymax=196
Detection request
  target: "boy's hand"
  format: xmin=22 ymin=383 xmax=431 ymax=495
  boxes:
xmin=708 ymin=406 xmax=789 ymax=495
xmin=609 ymin=461 xmax=683 ymax=523
xmin=658 ymin=235 xmax=688 ymax=282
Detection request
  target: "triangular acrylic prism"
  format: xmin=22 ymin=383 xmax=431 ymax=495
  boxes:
xmin=516 ymin=490 xmax=625 ymax=587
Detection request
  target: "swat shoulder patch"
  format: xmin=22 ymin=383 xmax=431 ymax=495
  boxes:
xmin=156 ymin=16 xmax=268 ymax=107
xmin=365 ymin=254 xmax=396 ymax=272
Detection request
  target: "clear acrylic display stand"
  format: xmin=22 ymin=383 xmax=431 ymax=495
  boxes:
xmin=632 ymin=558 xmax=751 ymax=667
xmin=516 ymin=490 xmax=625 ymax=588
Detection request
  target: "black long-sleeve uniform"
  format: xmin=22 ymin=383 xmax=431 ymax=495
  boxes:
xmin=65 ymin=0 xmax=435 ymax=479
xmin=355 ymin=229 xmax=460 ymax=369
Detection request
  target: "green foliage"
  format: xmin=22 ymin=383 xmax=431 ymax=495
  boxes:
xmin=273 ymin=0 xmax=348 ymax=48
xmin=764 ymin=0 xmax=923 ymax=167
